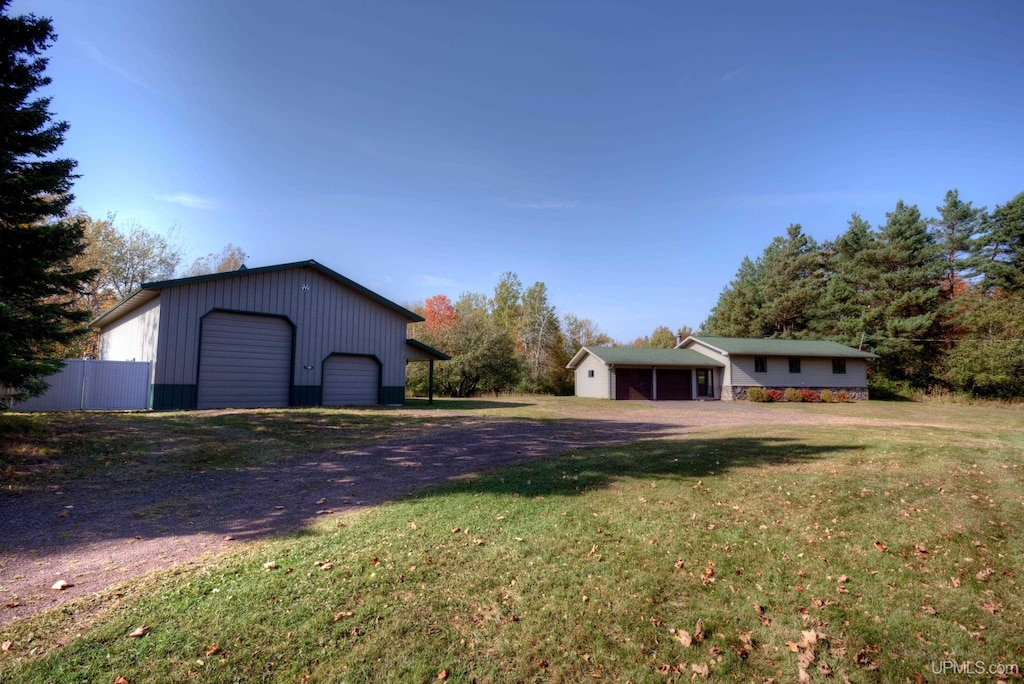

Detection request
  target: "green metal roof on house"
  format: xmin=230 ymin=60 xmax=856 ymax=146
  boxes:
xmin=568 ymin=346 xmax=725 ymax=369
xmin=686 ymin=336 xmax=878 ymax=359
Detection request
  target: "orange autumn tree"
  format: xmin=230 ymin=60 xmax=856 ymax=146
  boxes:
xmin=423 ymin=294 xmax=458 ymax=330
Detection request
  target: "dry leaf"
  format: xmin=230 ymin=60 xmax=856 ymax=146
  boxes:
xmin=127 ymin=625 xmax=149 ymax=638
xmin=798 ymin=648 xmax=816 ymax=669
xmin=982 ymin=601 xmax=998 ymax=614
xmin=51 ymin=579 xmax=69 ymax=590
xmin=1 ymin=641 xmax=11 ymax=652
xmin=205 ymin=644 xmax=221 ymax=656
xmin=264 ymin=562 xmax=278 ymax=570
xmin=437 ymin=669 xmax=449 ymax=680
xmin=786 ymin=641 xmax=801 ymax=653
xmin=820 ymin=661 xmax=834 ymax=677
xmin=922 ymin=605 xmax=937 ymax=615
xmin=798 ymin=667 xmax=812 ymax=683
xmin=320 ymin=563 xmax=334 ymax=571
xmin=801 ymin=629 xmax=820 ymax=645
xmin=691 ymin=663 xmax=709 ymax=679
xmin=675 ymin=630 xmax=692 ymax=647
xmin=114 ymin=678 xmax=129 ymax=684
xmin=753 ymin=602 xmax=765 ymax=615
xmin=873 ymin=541 xmax=888 ymax=552
xmin=837 ymin=575 xmax=849 ymax=584
xmin=333 ymin=611 xmax=355 ymax=621
xmin=950 ymin=576 xmax=962 ymax=588
xmin=693 ymin=618 xmax=706 ymax=643
xmin=975 ymin=567 xmax=994 ymax=581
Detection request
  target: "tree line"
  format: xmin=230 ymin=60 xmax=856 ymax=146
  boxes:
xmin=406 ymin=273 xmax=702 ymax=398
xmin=702 ymin=190 xmax=1024 ymax=398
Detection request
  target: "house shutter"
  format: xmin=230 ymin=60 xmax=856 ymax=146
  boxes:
xmin=322 ymin=355 xmax=380 ymax=406
xmin=197 ymin=312 xmax=292 ymax=409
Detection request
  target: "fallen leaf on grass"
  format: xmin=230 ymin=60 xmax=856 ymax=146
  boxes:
xmin=837 ymin=575 xmax=849 ymax=584
xmin=114 ymin=677 xmax=129 ymax=684
xmin=820 ymin=661 xmax=834 ymax=676
xmin=320 ymin=563 xmax=334 ymax=571
xmin=873 ymin=541 xmax=888 ymax=552
xmin=264 ymin=562 xmax=278 ymax=570
xmin=674 ymin=630 xmax=692 ymax=647
xmin=950 ymin=576 xmax=962 ymax=588
xmin=333 ymin=611 xmax=355 ymax=621
xmin=437 ymin=669 xmax=449 ymax=680
xmin=798 ymin=667 xmax=812 ymax=683
xmin=127 ymin=625 xmax=149 ymax=638
xmin=976 ymin=567 xmax=994 ymax=581
xmin=922 ymin=605 xmax=937 ymax=615
xmin=797 ymin=649 xmax=815 ymax=669
xmin=982 ymin=601 xmax=998 ymax=614
xmin=1 ymin=641 xmax=11 ymax=651
xmin=205 ymin=644 xmax=221 ymax=656
xmin=693 ymin=619 xmax=706 ymax=643
xmin=691 ymin=663 xmax=709 ymax=679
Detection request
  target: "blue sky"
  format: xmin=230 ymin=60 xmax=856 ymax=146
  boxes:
xmin=15 ymin=0 xmax=1024 ymax=342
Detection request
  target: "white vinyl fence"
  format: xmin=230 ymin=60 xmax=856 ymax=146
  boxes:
xmin=13 ymin=360 xmax=151 ymax=411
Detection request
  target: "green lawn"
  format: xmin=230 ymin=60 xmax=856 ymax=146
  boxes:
xmin=2 ymin=400 xmax=1023 ymax=682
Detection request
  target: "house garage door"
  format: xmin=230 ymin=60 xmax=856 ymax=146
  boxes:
xmin=615 ymin=368 xmax=653 ymax=400
xmin=656 ymin=369 xmax=692 ymax=400
xmin=322 ymin=355 xmax=380 ymax=406
xmin=197 ymin=312 xmax=292 ymax=409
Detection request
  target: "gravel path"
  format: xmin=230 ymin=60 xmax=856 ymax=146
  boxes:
xmin=0 ymin=402 xmax=883 ymax=626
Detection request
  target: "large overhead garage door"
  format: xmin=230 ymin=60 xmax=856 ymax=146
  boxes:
xmin=197 ymin=312 xmax=292 ymax=409
xmin=656 ymin=369 xmax=692 ymax=400
xmin=323 ymin=355 xmax=380 ymax=406
xmin=615 ymin=368 xmax=653 ymax=400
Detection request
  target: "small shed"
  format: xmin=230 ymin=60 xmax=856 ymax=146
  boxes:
xmin=567 ymin=347 xmax=726 ymax=400
xmin=93 ymin=260 xmax=446 ymax=410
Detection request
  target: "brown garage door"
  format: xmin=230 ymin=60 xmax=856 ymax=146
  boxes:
xmin=657 ymin=369 xmax=692 ymax=400
xmin=615 ymin=368 xmax=653 ymax=400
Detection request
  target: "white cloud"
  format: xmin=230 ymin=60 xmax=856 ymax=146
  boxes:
xmin=77 ymin=40 xmax=160 ymax=95
xmin=415 ymin=275 xmax=459 ymax=290
xmin=499 ymin=198 xmax=581 ymax=210
xmin=721 ymin=67 xmax=744 ymax=82
xmin=154 ymin=193 xmax=219 ymax=210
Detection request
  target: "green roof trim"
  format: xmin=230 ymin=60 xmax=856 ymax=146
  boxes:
xmin=569 ymin=346 xmax=725 ymax=369
xmin=92 ymin=260 xmax=424 ymax=327
xmin=686 ymin=336 xmax=878 ymax=359
xmin=406 ymin=338 xmax=451 ymax=360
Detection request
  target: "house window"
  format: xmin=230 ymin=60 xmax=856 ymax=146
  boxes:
xmin=754 ymin=357 xmax=767 ymax=373
xmin=788 ymin=357 xmax=801 ymax=373
xmin=832 ymin=359 xmax=846 ymax=374
xmin=587 ymin=369 xmax=595 ymax=378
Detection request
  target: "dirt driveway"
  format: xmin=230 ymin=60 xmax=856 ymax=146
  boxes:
xmin=1 ymin=401 xmax=877 ymax=626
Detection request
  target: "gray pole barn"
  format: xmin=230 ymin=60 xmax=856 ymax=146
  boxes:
xmin=92 ymin=260 xmax=447 ymax=410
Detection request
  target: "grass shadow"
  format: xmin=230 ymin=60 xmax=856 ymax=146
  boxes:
xmin=402 ymin=398 xmax=536 ymax=410
xmin=418 ymin=434 xmax=865 ymax=501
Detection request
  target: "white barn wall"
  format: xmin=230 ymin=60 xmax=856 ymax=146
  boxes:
xmin=98 ymin=297 xmax=161 ymax=371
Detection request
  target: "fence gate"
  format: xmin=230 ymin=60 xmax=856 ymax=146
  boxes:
xmin=13 ymin=360 xmax=152 ymax=411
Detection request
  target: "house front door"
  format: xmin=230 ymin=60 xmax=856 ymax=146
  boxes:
xmin=696 ymin=369 xmax=711 ymax=398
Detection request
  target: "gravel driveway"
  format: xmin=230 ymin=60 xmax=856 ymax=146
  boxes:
xmin=0 ymin=401 xmax=876 ymax=626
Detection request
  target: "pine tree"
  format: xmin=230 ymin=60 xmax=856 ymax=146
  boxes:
xmin=928 ymin=189 xmax=986 ymax=297
xmin=0 ymin=2 xmax=93 ymax=407
xmin=976 ymin=191 xmax=1024 ymax=294
xmin=757 ymin=224 xmax=822 ymax=336
xmin=810 ymin=214 xmax=877 ymax=345
xmin=861 ymin=200 xmax=942 ymax=384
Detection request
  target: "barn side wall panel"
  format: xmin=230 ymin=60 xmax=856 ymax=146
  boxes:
xmin=152 ymin=267 xmax=411 ymax=408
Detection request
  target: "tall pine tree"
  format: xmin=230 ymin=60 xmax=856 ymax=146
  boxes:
xmin=976 ymin=191 xmax=1024 ymax=294
xmin=861 ymin=200 xmax=941 ymax=384
xmin=0 ymin=2 xmax=92 ymax=407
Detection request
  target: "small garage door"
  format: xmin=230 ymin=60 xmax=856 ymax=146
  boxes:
xmin=615 ymin=368 xmax=653 ymax=400
xmin=323 ymin=355 xmax=380 ymax=406
xmin=197 ymin=312 xmax=292 ymax=409
xmin=656 ymin=369 xmax=692 ymax=400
